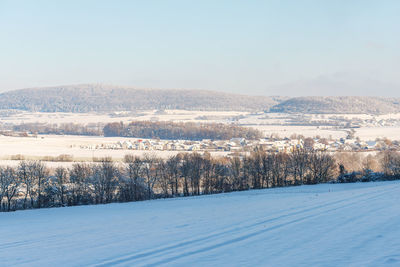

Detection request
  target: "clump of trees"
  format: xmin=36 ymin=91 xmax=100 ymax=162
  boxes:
xmin=1 ymin=150 xmax=399 ymax=212
xmin=381 ymin=151 xmax=400 ymax=178
xmin=103 ymin=121 xmax=263 ymax=140
xmin=335 ymin=151 xmax=400 ymax=183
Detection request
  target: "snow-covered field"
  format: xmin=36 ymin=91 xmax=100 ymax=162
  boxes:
xmin=0 ymin=110 xmax=246 ymax=124
xmin=254 ymin=125 xmax=347 ymax=139
xmin=1 ymin=181 xmax=400 ymax=266
xmin=0 ymin=135 xmax=229 ymax=162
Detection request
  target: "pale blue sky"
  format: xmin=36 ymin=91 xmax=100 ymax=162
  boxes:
xmin=1 ymin=0 xmax=400 ymax=96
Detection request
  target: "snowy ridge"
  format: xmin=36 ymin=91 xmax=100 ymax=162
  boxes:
xmin=1 ymin=181 xmax=400 ymax=266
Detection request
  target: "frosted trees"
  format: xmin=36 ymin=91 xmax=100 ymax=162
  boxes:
xmin=91 ymin=158 xmax=119 ymax=204
xmin=290 ymin=148 xmax=309 ymax=185
xmin=381 ymin=151 xmax=400 ymax=178
xmin=308 ymin=151 xmax=336 ymax=184
xmin=55 ymin=167 xmax=69 ymax=206
xmin=69 ymin=163 xmax=91 ymax=205
xmin=1 ymin=150 xmax=398 ymax=212
xmin=18 ymin=161 xmax=35 ymax=209
xmin=0 ymin=166 xmax=21 ymax=211
xmin=0 ymin=167 xmax=7 ymax=210
xmin=188 ymin=153 xmax=203 ymax=195
xmin=142 ymin=154 xmax=160 ymax=200
xmin=31 ymin=161 xmax=48 ymax=209
xmin=124 ymin=155 xmax=145 ymax=201
xmin=165 ymin=155 xmax=181 ymax=196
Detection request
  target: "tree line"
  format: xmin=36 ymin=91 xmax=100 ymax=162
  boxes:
xmin=1 ymin=149 xmax=400 ymax=212
xmin=12 ymin=122 xmax=102 ymax=136
xmin=9 ymin=121 xmax=263 ymax=141
xmin=103 ymin=121 xmax=263 ymax=140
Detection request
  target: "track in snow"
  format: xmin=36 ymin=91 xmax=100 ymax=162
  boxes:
xmin=1 ymin=181 xmax=400 ymax=266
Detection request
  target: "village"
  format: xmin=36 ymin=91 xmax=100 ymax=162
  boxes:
xmin=79 ymin=135 xmax=395 ymax=154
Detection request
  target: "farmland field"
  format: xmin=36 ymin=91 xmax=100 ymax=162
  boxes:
xmin=1 ymin=181 xmax=399 ymax=266
xmin=3 ymin=110 xmax=400 ymax=140
xmin=0 ymin=135 xmax=230 ymax=163
xmin=2 ymin=110 xmax=400 ymax=166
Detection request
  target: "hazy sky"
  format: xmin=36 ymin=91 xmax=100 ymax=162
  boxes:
xmin=1 ymin=0 xmax=400 ymax=96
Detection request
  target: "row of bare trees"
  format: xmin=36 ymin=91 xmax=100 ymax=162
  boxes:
xmin=1 ymin=149 xmax=399 ymax=212
xmin=13 ymin=122 xmax=102 ymax=136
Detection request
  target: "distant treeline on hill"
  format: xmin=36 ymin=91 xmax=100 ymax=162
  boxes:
xmin=103 ymin=121 xmax=263 ymax=140
xmin=0 ymin=84 xmax=282 ymax=112
xmin=2 ymin=84 xmax=400 ymax=114
xmin=270 ymin=96 xmax=400 ymax=114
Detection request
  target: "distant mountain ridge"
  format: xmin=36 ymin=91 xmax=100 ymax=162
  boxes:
xmin=0 ymin=84 xmax=284 ymax=112
xmin=0 ymin=84 xmax=400 ymax=114
xmin=270 ymin=96 xmax=400 ymax=114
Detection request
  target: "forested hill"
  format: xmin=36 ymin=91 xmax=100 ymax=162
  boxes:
xmin=1 ymin=85 xmax=400 ymax=114
xmin=0 ymin=84 xmax=283 ymax=112
xmin=270 ymin=96 xmax=400 ymax=114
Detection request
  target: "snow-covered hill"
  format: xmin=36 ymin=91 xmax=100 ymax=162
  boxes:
xmin=1 ymin=181 xmax=400 ymax=266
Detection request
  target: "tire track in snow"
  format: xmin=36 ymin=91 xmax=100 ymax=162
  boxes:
xmin=145 ymin=184 xmax=397 ymax=266
xmin=93 ymin=183 xmax=399 ymax=266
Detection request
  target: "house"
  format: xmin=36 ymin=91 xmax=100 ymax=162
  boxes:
xmin=230 ymin=138 xmax=246 ymax=145
xmin=366 ymin=141 xmax=377 ymax=150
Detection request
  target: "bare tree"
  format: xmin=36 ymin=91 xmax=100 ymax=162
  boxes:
xmin=124 ymin=155 xmax=145 ymax=201
xmin=308 ymin=151 xmax=336 ymax=184
xmin=18 ymin=161 xmax=35 ymax=209
xmin=230 ymin=156 xmax=243 ymax=191
xmin=260 ymin=151 xmax=272 ymax=188
xmin=55 ymin=166 xmax=69 ymax=206
xmin=381 ymin=151 xmax=400 ymax=178
xmin=4 ymin=167 xmax=21 ymax=211
xmin=180 ymin=154 xmax=191 ymax=196
xmin=189 ymin=153 xmax=203 ymax=195
xmin=91 ymin=158 xmax=119 ymax=204
xmin=166 ymin=154 xmax=181 ymax=196
xmin=0 ymin=167 xmax=7 ymax=210
xmin=142 ymin=154 xmax=160 ymax=199
xmin=290 ymin=148 xmax=309 ymax=185
xmin=69 ymin=163 xmax=92 ymax=205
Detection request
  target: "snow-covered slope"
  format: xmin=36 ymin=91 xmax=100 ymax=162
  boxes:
xmin=1 ymin=182 xmax=400 ymax=266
